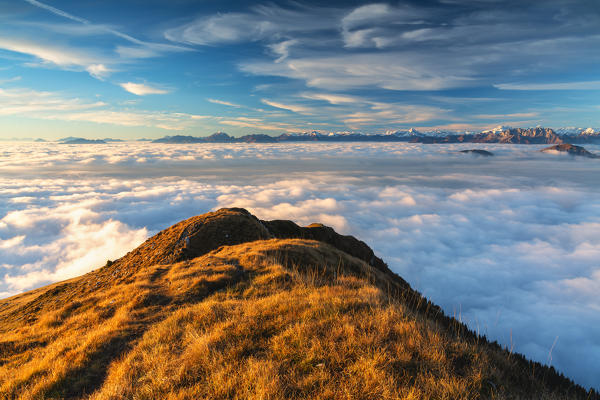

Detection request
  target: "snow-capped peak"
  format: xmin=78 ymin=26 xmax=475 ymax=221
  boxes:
xmin=294 ymin=130 xmax=325 ymax=137
xmin=481 ymin=125 xmax=512 ymax=134
xmin=385 ymin=128 xmax=424 ymax=137
xmin=554 ymin=127 xmax=599 ymax=136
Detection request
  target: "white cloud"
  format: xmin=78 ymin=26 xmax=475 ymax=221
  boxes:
xmin=474 ymin=112 xmax=539 ymax=119
xmin=341 ymin=3 xmax=418 ymax=32
xmin=164 ymin=5 xmax=335 ymax=45
xmin=340 ymin=3 xmax=425 ymax=48
xmin=269 ymin=39 xmax=298 ymax=63
xmin=340 ymin=102 xmax=448 ymax=128
xmin=495 ymin=81 xmax=600 ymax=91
xmin=0 ymin=235 xmax=25 ymax=249
xmin=86 ymin=64 xmax=110 ymax=80
xmin=297 ymin=93 xmax=447 ymax=128
xmin=165 ymin=12 xmax=269 ymax=45
xmin=242 ymin=54 xmax=477 ymax=91
xmin=207 ymin=98 xmax=242 ymax=108
xmin=0 ymin=86 xmax=207 ymax=130
xmin=261 ymin=99 xmax=312 ymax=114
xmin=0 ymin=87 xmax=106 ymax=115
xmin=0 ymin=37 xmax=110 ymax=79
xmin=23 ymin=0 xmax=189 ymax=60
xmin=2 ymin=207 xmax=148 ymax=290
xmin=220 ymin=117 xmax=298 ymax=132
xmin=24 ymin=0 xmax=88 ymax=24
xmin=120 ymin=82 xmax=170 ymax=96
xmin=0 ymin=76 xmax=22 ymax=84
xmin=300 ymin=92 xmax=361 ymax=105
xmin=56 ymin=110 xmax=197 ymax=130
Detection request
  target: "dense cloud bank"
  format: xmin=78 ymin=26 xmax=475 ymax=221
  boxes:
xmin=1 ymin=142 xmax=599 ymax=389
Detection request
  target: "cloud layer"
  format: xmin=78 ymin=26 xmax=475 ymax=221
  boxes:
xmin=1 ymin=142 xmax=599 ymax=389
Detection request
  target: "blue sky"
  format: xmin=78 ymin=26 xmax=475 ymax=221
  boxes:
xmin=0 ymin=0 xmax=599 ymax=139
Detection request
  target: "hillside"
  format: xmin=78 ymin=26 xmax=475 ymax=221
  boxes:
xmin=0 ymin=208 xmax=595 ymax=399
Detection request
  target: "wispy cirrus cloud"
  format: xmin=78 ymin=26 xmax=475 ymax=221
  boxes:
xmin=0 ymin=0 xmax=191 ymax=85
xmin=340 ymin=3 xmax=425 ymax=49
xmin=268 ymin=39 xmax=299 ymax=63
xmin=55 ymin=110 xmax=199 ymax=130
xmin=207 ymin=98 xmax=243 ymax=108
xmin=23 ymin=0 xmax=189 ymax=57
xmin=300 ymin=92 xmax=361 ymax=105
xmin=0 ymin=37 xmax=110 ymax=79
xmin=0 ymin=87 xmax=106 ymax=115
xmin=163 ymin=4 xmax=336 ymax=45
xmin=0 ymin=86 xmax=205 ymax=130
xmin=412 ymin=122 xmax=492 ymax=132
xmin=296 ymin=92 xmax=447 ymax=128
xmin=241 ymin=54 xmax=477 ymax=91
xmin=163 ymin=1 xmax=600 ymax=110
xmin=120 ymin=82 xmax=170 ymax=96
xmin=0 ymin=76 xmax=22 ymax=84
xmin=474 ymin=112 xmax=539 ymax=119
xmin=261 ymin=99 xmax=312 ymax=114
xmin=220 ymin=117 xmax=300 ymax=132
xmin=342 ymin=103 xmax=447 ymax=128
xmin=23 ymin=0 xmax=87 ymax=24
xmin=495 ymin=81 xmax=600 ymax=91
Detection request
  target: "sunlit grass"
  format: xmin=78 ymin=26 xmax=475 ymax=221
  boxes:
xmin=0 ymin=238 xmax=592 ymax=399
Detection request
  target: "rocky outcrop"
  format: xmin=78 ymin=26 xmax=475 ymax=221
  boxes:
xmin=105 ymin=208 xmax=405 ymax=287
xmin=262 ymin=219 xmax=394 ymax=279
xmin=112 ymin=208 xmax=272 ymax=272
xmin=541 ymin=144 xmax=598 ymax=158
xmin=459 ymin=149 xmax=494 ymax=156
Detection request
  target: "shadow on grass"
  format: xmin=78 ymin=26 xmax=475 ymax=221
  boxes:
xmin=44 ymin=332 xmax=138 ymax=399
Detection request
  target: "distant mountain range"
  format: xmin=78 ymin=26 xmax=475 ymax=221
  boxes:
xmin=58 ymin=137 xmax=124 ymax=144
xmin=8 ymin=126 xmax=599 ymax=144
xmin=151 ymin=126 xmax=600 ymax=144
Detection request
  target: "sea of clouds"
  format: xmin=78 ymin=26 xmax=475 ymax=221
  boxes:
xmin=1 ymin=142 xmax=599 ymax=389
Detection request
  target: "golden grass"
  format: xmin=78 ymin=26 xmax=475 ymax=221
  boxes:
xmin=0 ymin=238 xmax=593 ymax=399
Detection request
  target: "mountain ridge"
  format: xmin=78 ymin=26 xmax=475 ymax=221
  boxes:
xmin=149 ymin=126 xmax=600 ymax=144
xmin=26 ymin=126 xmax=600 ymax=144
xmin=0 ymin=208 xmax=596 ymax=399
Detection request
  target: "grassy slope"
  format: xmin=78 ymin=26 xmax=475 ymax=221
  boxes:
xmin=0 ymin=209 xmax=595 ymax=399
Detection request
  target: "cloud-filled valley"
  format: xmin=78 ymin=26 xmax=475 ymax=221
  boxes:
xmin=1 ymin=142 xmax=599 ymax=389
